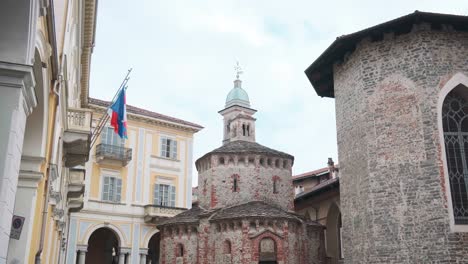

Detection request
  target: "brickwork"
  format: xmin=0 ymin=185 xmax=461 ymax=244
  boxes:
xmin=334 ymin=24 xmax=468 ymax=263
xmin=158 ymin=76 xmax=325 ymax=263
xmin=197 ymin=153 xmax=294 ymax=211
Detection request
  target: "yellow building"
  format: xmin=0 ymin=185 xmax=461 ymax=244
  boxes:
xmin=67 ymin=98 xmax=202 ymax=263
xmin=0 ymin=0 xmax=98 ymax=263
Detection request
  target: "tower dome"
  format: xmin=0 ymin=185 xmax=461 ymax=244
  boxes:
xmin=225 ymin=79 xmax=250 ymax=108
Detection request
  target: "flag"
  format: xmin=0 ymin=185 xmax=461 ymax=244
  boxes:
xmin=108 ymin=88 xmax=128 ymax=139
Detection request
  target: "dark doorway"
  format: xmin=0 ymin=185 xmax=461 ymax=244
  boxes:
xmin=147 ymin=232 xmax=161 ymax=264
xmin=86 ymin=228 xmax=119 ymax=264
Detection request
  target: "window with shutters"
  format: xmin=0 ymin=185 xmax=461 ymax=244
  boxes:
xmin=442 ymin=85 xmax=468 ymax=225
xmin=153 ymin=184 xmax=176 ymax=207
xmin=160 ymin=137 xmax=177 ymax=159
xmin=102 ymin=126 xmax=125 ymax=146
xmin=101 ymin=176 xmax=122 ymax=202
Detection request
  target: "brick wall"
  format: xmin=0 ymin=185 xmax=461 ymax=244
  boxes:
xmin=197 ymin=154 xmax=294 ymax=211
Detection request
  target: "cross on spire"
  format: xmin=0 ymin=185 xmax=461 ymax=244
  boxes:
xmin=234 ymin=61 xmax=243 ymax=80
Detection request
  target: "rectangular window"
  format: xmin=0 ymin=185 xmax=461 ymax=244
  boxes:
xmin=160 ymin=137 xmax=177 ymax=159
xmin=102 ymin=126 xmax=125 ymax=146
xmin=101 ymin=176 xmax=122 ymax=202
xmin=153 ymin=184 xmax=176 ymax=207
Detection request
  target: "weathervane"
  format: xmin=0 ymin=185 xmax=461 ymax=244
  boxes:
xmin=234 ymin=61 xmax=243 ymax=80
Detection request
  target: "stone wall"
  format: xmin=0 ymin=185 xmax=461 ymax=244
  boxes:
xmin=197 ymin=154 xmax=294 ymax=211
xmin=334 ymin=24 xmax=468 ymax=263
xmin=159 ymin=217 xmax=319 ymax=264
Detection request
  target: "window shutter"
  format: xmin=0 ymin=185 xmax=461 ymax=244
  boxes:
xmin=171 ymin=140 xmax=177 ymax=159
xmin=102 ymin=176 xmax=110 ymax=201
xmin=154 ymin=184 xmax=161 ymax=205
xmin=116 ymin=178 xmax=122 ymax=202
xmin=160 ymin=138 xmax=167 ymax=157
xmin=170 ymin=185 xmax=176 ymax=207
xmin=109 ymin=177 xmax=116 ymax=202
xmin=162 ymin=185 xmax=169 ymax=206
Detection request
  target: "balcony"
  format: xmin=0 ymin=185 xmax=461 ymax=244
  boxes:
xmin=63 ymin=108 xmax=93 ymax=167
xmin=68 ymin=194 xmax=84 ymax=213
xmin=67 ymin=168 xmax=85 ymax=198
xmin=96 ymin=143 xmax=132 ymax=166
xmin=143 ymin=204 xmax=186 ymax=223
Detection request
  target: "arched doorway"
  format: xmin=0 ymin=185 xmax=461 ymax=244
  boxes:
xmin=326 ymin=203 xmax=342 ymax=263
xmin=85 ymin=228 xmax=120 ymax=264
xmin=259 ymin=237 xmax=277 ymax=264
xmin=147 ymin=232 xmax=160 ymax=264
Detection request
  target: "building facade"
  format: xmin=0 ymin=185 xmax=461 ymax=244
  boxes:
xmin=157 ymin=76 xmax=325 ymax=264
xmin=293 ymin=160 xmax=341 ymax=264
xmin=67 ymin=98 xmax=202 ymax=264
xmin=306 ymin=11 xmax=468 ymax=263
xmin=0 ymin=0 xmax=97 ymax=263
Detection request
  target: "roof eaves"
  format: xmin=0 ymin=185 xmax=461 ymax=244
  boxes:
xmin=305 ymin=11 xmax=468 ymax=98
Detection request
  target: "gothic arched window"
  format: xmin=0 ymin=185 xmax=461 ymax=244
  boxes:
xmin=442 ymin=85 xmax=468 ymax=224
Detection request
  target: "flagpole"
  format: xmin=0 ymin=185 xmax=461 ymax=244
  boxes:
xmin=90 ymin=68 xmax=132 ymax=149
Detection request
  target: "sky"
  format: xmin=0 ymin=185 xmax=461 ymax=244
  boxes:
xmin=89 ymin=0 xmax=468 ymax=186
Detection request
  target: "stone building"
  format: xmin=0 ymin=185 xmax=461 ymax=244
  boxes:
xmin=306 ymin=11 xmax=468 ymax=263
xmin=293 ymin=160 xmax=341 ymax=264
xmin=157 ymin=76 xmax=325 ymax=264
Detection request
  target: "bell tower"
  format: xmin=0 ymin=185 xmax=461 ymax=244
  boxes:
xmin=219 ymin=62 xmax=257 ymax=145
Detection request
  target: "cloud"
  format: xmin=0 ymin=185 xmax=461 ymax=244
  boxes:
xmin=90 ymin=0 xmax=468 ymax=186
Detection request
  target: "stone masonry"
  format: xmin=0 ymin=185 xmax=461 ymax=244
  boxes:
xmin=306 ymin=11 xmax=468 ymax=264
xmin=158 ymin=75 xmax=325 ymax=264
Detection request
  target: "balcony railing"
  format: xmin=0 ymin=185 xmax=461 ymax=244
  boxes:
xmin=67 ymin=108 xmax=92 ymax=132
xmin=64 ymin=108 xmax=93 ymax=167
xmin=96 ymin=143 xmax=132 ymax=166
xmin=144 ymin=204 xmax=186 ymax=223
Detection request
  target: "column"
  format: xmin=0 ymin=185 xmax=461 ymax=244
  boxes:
xmin=0 ymin=63 xmax=36 ymax=263
xmin=119 ymin=247 xmax=131 ymax=264
xmin=77 ymin=250 xmax=87 ymax=264
xmin=139 ymin=248 xmax=148 ymax=264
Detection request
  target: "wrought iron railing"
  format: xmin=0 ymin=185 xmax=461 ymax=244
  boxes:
xmin=96 ymin=143 xmax=132 ymax=162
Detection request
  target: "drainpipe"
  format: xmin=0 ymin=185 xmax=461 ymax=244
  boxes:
xmin=34 ymin=173 xmax=51 ymax=264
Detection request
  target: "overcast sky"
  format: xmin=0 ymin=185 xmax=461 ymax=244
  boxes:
xmin=89 ymin=1 xmax=468 ymax=186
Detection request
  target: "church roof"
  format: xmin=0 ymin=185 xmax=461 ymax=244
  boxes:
xmin=305 ymin=11 xmax=468 ymax=98
xmin=196 ymin=140 xmax=294 ymax=164
xmin=225 ymin=79 xmax=250 ymax=108
xmin=209 ymin=201 xmax=301 ymax=222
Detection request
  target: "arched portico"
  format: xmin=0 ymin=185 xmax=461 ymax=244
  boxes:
xmin=77 ymin=224 xmax=130 ymax=264
xmin=147 ymin=232 xmax=161 ymax=264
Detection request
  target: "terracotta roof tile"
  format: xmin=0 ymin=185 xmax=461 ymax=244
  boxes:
xmin=293 ymin=167 xmax=329 ymax=181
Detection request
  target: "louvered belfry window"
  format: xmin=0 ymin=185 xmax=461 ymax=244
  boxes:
xmin=442 ymin=87 xmax=468 ymax=225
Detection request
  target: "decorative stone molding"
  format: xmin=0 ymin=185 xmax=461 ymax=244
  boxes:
xmin=119 ymin=247 xmax=132 ymax=254
xmin=0 ymin=62 xmax=37 ymax=115
xmin=53 ymin=208 xmax=64 ymax=220
xmin=76 ymin=244 xmax=88 ymax=252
